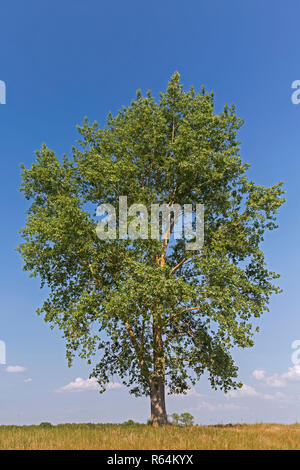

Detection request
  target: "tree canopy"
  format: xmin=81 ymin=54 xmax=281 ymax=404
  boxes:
xmin=18 ymin=72 xmax=285 ymax=425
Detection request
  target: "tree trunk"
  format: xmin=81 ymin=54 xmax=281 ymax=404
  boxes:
xmin=150 ymin=377 xmax=168 ymax=426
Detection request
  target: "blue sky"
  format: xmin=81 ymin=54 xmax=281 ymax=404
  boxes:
xmin=0 ymin=0 xmax=300 ymax=425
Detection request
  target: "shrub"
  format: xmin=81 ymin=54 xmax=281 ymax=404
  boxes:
xmin=39 ymin=422 xmax=53 ymax=428
xmin=169 ymin=412 xmax=194 ymax=426
xmin=122 ymin=420 xmax=141 ymax=426
xmin=180 ymin=413 xmax=194 ymax=426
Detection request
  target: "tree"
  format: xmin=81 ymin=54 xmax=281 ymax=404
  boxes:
xmin=179 ymin=412 xmax=194 ymax=426
xmin=170 ymin=413 xmax=180 ymax=426
xmin=18 ymin=72 xmax=285 ymax=426
xmin=169 ymin=412 xmax=194 ymax=426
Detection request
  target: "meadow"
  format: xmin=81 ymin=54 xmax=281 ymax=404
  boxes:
xmin=0 ymin=423 xmax=299 ymax=450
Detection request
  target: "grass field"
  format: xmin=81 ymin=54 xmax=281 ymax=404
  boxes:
xmin=0 ymin=423 xmax=299 ymax=450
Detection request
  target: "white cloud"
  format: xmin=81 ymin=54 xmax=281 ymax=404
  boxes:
xmin=195 ymin=400 xmax=244 ymax=411
xmin=57 ymin=377 xmax=123 ymax=393
xmin=173 ymin=388 xmax=206 ymax=399
xmin=24 ymin=378 xmax=32 ymax=383
xmin=282 ymin=365 xmax=300 ymax=382
xmin=228 ymin=383 xmax=288 ymax=403
xmin=228 ymin=384 xmax=259 ymax=398
xmin=252 ymin=369 xmax=266 ymax=380
xmin=252 ymin=365 xmax=300 ymax=389
xmin=262 ymin=392 xmax=286 ymax=401
xmin=265 ymin=375 xmax=286 ymax=388
xmin=6 ymin=365 xmax=27 ymax=373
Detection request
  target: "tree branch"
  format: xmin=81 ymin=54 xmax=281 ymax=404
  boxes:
xmin=125 ymin=321 xmax=150 ymax=379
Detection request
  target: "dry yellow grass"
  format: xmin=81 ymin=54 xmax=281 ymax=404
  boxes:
xmin=0 ymin=423 xmax=299 ymax=450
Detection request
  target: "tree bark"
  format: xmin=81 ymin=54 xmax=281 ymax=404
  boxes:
xmin=150 ymin=313 xmax=168 ymax=426
xmin=150 ymin=377 xmax=168 ymax=426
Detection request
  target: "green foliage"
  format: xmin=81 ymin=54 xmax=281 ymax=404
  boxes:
xmin=179 ymin=412 xmax=194 ymax=426
xmin=169 ymin=412 xmax=194 ymax=426
xmin=39 ymin=422 xmax=53 ymax=428
xmin=170 ymin=413 xmax=180 ymax=426
xmin=122 ymin=420 xmax=142 ymax=426
xmin=18 ymin=72 xmax=285 ymax=400
xmin=56 ymin=423 xmax=98 ymax=428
